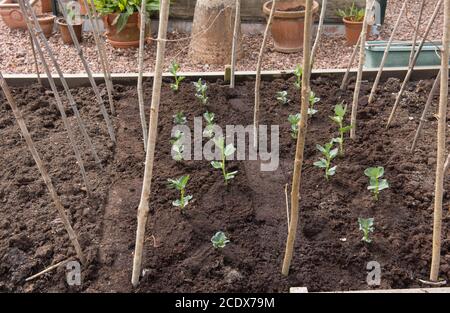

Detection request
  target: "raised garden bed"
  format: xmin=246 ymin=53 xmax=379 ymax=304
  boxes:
xmin=0 ymin=75 xmax=449 ymax=292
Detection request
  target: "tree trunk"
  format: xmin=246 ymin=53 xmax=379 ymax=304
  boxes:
xmin=189 ymin=0 xmax=242 ymax=65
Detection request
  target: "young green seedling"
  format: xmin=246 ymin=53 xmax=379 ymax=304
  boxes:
xmin=293 ymin=64 xmax=303 ymax=89
xmin=276 ymin=91 xmax=290 ymax=105
xmin=211 ymin=137 xmax=238 ymax=184
xmin=173 ymin=111 xmax=187 ymax=125
xmin=167 ymin=175 xmax=193 ymax=210
xmin=329 ymin=103 xmax=352 ymax=156
xmin=313 ymin=139 xmax=339 ymax=180
xmin=193 ymin=78 xmax=208 ymax=105
xmin=211 ymin=231 xmax=230 ymax=249
xmin=288 ymin=113 xmax=301 ymax=139
xmin=308 ymin=91 xmax=320 ymax=116
xmin=358 ymin=217 xmax=374 ymax=243
xmin=170 ymin=130 xmax=184 ymax=161
xmin=203 ymin=111 xmax=215 ymax=138
xmin=169 ymin=61 xmax=185 ymax=91
xmin=364 ymin=167 xmax=389 ymax=200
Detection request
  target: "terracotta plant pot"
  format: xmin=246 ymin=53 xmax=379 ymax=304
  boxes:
xmin=263 ymin=0 xmax=319 ymax=53
xmin=40 ymin=0 xmax=52 ymax=13
xmin=57 ymin=17 xmax=83 ymax=44
xmin=0 ymin=0 xmax=38 ymax=29
xmin=103 ymin=12 xmax=141 ymax=49
xmin=78 ymin=0 xmax=88 ymax=15
xmin=36 ymin=13 xmax=55 ymax=38
xmin=343 ymin=17 xmax=372 ymax=46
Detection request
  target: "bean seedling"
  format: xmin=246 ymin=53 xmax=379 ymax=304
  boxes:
xmin=308 ymin=91 xmax=320 ymax=116
xmin=211 ymin=137 xmax=238 ymax=184
xmin=358 ymin=218 xmax=374 ymax=243
xmin=203 ymin=111 xmax=215 ymax=138
xmin=173 ymin=111 xmax=187 ymax=125
xmin=170 ymin=130 xmax=184 ymax=161
xmin=313 ymin=139 xmax=339 ymax=180
xmin=288 ymin=113 xmax=301 ymax=139
xmin=193 ymin=78 xmax=208 ymax=105
xmin=169 ymin=61 xmax=185 ymax=91
xmin=329 ymin=103 xmax=352 ymax=156
xmin=167 ymin=175 xmax=193 ymax=210
xmin=293 ymin=64 xmax=303 ymax=89
xmin=276 ymin=91 xmax=290 ymax=105
xmin=364 ymin=167 xmax=389 ymax=200
xmin=211 ymin=231 xmax=230 ymax=249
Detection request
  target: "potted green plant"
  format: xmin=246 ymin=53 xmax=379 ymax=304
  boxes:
xmin=57 ymin=3 xmax=83 ymax=44
xmin=262 ymin=0 xmax=319 ymax=53
xmin=337 ymin=2 xmax=370 ymax=46
xmin=93 ymin=0 xmax=159 ymax=49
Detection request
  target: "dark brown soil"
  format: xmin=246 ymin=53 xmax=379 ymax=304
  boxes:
xmin=0 ymin=76 xmax=449 ymax=293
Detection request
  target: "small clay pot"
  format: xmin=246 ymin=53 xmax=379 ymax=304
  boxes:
xmin=262 ymin=0 xmax=319 ymax=53
xmin=57 ymin=17 xmax=83 ymax=44
xmin=343 ymin=17 xmax=372 ymax=46
xmin=36 ymin=13 xmax=56 ymax=38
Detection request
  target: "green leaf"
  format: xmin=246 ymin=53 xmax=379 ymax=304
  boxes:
xmin=225 ymin=171 xmax=238 ymax=180
xmin=316 ymin=144 xmax=326 ymax=154
xmin=224 ymin=144 xmax=236 ymax=157
xmin=330 ymin=148 xmax=339 ymax=159
xmin=330 ymin=116 xmax=342 ymax=124
xmin=116 ymin=12 xmax=131 ymax=33
xmin=339 ymin=125 xmax=353 ymax=133
xmin=308 ymin=108 xmax=318 ymax=115
xmin=211 ymin=161 xmax=222 ymax=169
xmin=364 ymin=167 xmax=379 ymax=178
xmin=313 ymin=158 xmax=327 ymax=168
xmin=180 ymin=175 xmax=190 ymax=187
xmin=378 ymin=179 xmax=389 ymax=191
xmin=172 ymin=199 xmax=181 ymax=207
xmin=327 ymin=166 xmax=337 ymax=176
xmin=335 ymin=103 xmax=346 ymax=117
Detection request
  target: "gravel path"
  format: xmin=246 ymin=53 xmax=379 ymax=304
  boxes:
xmin=0 ymin=0 xmax=443 ymax=74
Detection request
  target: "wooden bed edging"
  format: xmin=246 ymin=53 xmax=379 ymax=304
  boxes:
xmin=290 ymin=287 xmax=450 ymax=293
xmin=2 ymin=66 xmax=441 ymax=87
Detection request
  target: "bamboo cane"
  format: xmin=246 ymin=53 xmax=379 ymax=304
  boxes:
xmin=410 ymin=70 xmax=440 ymax=153
xmin=131 ymin=0 xmax=170 ymax=287
xmin=52 ymin=0 xmax=116 ymax=143
xmin=386 ymin=0 xmax=443 ymax=129
xmin=253 ymin=0 xmax=276 ymax=149
xmin=0 ymin=71 xmax=85 ymax=264
xmin=137 ymin=0 xmax=148 ymax=152
xmin=430 ymin=0 xmax=449 ymax=282
xmin=310 ymin=0 xmax=327 ymax=68
xmin=21 ymin=0 xmax=101 ymax=168
xmin=350 ymin=0 xmax=374 ymax=139
xmin=409 ymin=0 xmax=425 ymax=66
xmin=25 ymin=258 xmax=71 ymax=282
xmin=28 ymin=30 xmax=42 ymax=86
xmin=230 ymin=0 xmax=240 ymax=89
xmin=368 ymin=0 xmax=407 ymax=104
xmin=340 ymin=35 xmax=361 ymax=90
xmin=84 ymin=0 xmax=115 ymax=116
xmin=19 ymin=0 xmax=92 ymax=192
xmin=281 ymin=0 xmax=313 ymax=276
